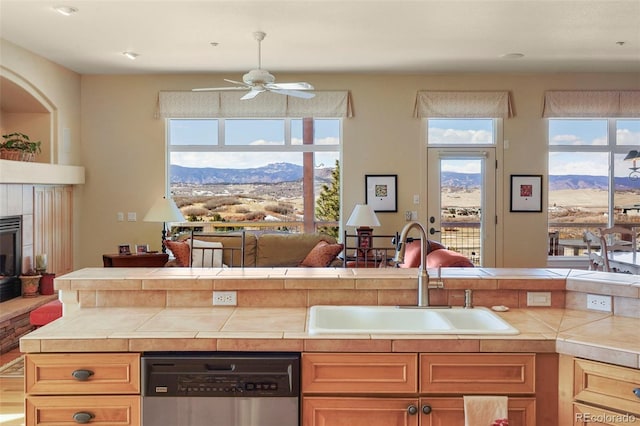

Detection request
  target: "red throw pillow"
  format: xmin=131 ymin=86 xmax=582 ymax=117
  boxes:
xmin=398 ymin=240 xmax=445 ymax=268
xmin=163 ymin=240 xmax=191 ymax=267
xmin=300 ymin=241 xmax=344 ymax=267
xmin=426 ymin=249 xmax=474 ymax=268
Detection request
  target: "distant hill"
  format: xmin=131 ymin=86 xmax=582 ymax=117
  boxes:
xmin=171 ymin=162 xmax=316 ymax=184
xmin=170 ymin=164 xmax=636 ymax=190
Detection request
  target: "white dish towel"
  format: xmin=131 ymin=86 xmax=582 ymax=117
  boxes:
xmin=463 ymin=395 xmax=509 ymax=426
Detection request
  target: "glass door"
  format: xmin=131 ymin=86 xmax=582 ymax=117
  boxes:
xmin=427 ymin=149 xmax=496 ymax=266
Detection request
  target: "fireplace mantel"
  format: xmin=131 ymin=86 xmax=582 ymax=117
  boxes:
xmin=0 ymin=159 xmax=84 ymax=184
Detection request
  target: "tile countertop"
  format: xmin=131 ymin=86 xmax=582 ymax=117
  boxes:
xmin=20 ymin=267 xmax=640 ymax=369
xmin=19 ymin=305 xmax=640 ymax=369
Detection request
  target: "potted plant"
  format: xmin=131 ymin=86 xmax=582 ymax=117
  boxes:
xmin=20 ymin=269 xmax=41 ymax=298
xmin=0 ymin=132 xmax=41 ymax=162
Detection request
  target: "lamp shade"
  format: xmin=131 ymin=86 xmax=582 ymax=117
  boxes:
xmin=143 ymin=197 xmax=185 ymax=223
xmin=346 ymin=204 xmax=381 ymax=228
xmin=624 ymin=150 xmax=640 ymax=161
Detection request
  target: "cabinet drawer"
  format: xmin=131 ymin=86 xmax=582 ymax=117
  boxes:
xmin=420 ymin=397 xmax=536 ymax=426
xmin=302 ymin=353 xmax=418 ymax=394
xmin=573 ymin=402 xmax=638 ymax=426
xmin=420 ymin=353 xmax=535 ymax=394
xmin=26 ymin=395 xmax=140 ymax=426
xmin=26 ymin=353 xmax=140 ymax=395
xmin=574 ymin=358 xmax=640 ymax=416
xmin=303 ymin=397 xmax=420 ymax=426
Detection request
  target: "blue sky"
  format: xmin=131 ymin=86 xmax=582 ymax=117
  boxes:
xmin=168 ymin=118 xmax=640 ymax=177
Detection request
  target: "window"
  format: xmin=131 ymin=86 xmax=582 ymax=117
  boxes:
xmin=167 ymin=117 xmax=341 ymax=234
xmin=548 ymin=118 xmax=640 ymax=257
xmin=428 ymin=119 xmax=495 ymax=145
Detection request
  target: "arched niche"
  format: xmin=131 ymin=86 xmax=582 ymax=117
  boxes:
xmin=0 ymin=70 xmax=56 ymax=164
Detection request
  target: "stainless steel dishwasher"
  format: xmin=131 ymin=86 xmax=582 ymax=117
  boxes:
xmin=141 ymin=352 xmax=300 ymax=426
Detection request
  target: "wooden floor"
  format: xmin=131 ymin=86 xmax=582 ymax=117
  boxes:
xmin=0 ymin=348 xmax=25 ymax=426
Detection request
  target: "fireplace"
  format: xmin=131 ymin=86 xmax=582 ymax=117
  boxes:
xmin=0 ymin=216 xmax=22 ymax=302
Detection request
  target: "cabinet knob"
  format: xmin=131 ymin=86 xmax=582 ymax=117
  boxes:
xmin=422 ymin=404 xmax=432 ymax=415
xmin=71 ymin=369 xmax=94 ymax=381
xmin=72 ymin=412 xmax=94 ymax=424
xmin=407 ymin=405 xmax=418 ymax=415
xmin=634 ymin=388 xmax=640 ymax=399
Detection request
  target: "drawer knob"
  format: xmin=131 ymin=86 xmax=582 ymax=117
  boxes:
xmin=407 ymin=405 xmax=418 ymax=415
xmin=72 ymin=412 xmax=94 ymax=424
xmin=634 ymin=388 xmax=640 ymax=399
xmin=422 ymin=404 xmax=432 ymax=415
xmin=71 ymin=369 xmax=94 ymax=381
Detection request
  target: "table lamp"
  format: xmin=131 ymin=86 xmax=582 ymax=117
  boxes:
xmin=346 ymin=204 xmax=381 ymax=256
xmin=143 ymin=196 xmax=185 ymax=253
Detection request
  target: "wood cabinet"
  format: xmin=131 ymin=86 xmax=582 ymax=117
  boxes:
xmin=25 ymin=353 xmax=140 ymax=426
xmin=302 ymin=352 xmax=538 ymax=426
xmin=560 ymin=355 xmax=640 ymax=426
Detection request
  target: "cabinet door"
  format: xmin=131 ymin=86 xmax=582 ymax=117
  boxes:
xmin=302 ymin=353 xmax=418 ymax=394
xmin=573 ymin=402 xmax=638 ymax=426
xmin=303 ymin=397 xmax=420 ymax=426
xmin=420 ymin=397 xmax=536 ymax=426
xmin=25 ymin=395 xmax=140 ymax=426
xmin=25 ymin=353 xmax=140 ymax=395
xmin=574 ymin=358 xmax=640 ymax=416
xmin=420 ymin=353 xmax=535 ymax=394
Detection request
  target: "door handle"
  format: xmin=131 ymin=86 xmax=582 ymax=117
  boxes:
xmin=429 ymin=227 xmax=440 ymax=235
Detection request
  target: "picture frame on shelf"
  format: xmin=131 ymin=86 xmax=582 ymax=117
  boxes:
xmin=510 ymin=174 xmax=543 ymax=212
xmin=118 ymin=244 xmax=131 ymax=255
xmin=136 ymin=244 xmax=149 ymax=254
xmin=365 ymin=174 xmax=398 ymax=212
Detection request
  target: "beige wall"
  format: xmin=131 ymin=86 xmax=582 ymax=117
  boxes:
xmin=2 ymin=39 xmax=639 ymax=269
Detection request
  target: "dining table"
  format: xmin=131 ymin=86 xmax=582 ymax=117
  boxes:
xmin=606 ymin=251 xmax=640 ymax=275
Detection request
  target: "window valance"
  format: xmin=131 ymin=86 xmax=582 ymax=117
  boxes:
xmin=414 ymin=91 xmax=514 ymax=118
xmin=156 ymin=90 xmax=353 ymax=118
xmin=542 ymin=90 xmax=640 ymax=117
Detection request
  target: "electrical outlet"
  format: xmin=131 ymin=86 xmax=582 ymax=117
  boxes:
xmin=587 ymin=294 xmax=612 ymax=312
xmin=527 ymin=291 xmax=551 ymax=307
xmin=213 ymin=291 xmax=237 ymax=306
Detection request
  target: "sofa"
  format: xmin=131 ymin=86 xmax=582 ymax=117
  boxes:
xmin=164 ymin=231 xmax=344 ymax=268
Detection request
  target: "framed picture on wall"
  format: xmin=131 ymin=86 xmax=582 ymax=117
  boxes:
xmin=510 ymin=174 xmax=543 ymax=212
xmin=365 ymin=174 xmax=398 ymax=212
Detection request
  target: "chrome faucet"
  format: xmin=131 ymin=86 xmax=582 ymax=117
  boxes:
xmin=394 ymin=221 xmax=441 ymax=307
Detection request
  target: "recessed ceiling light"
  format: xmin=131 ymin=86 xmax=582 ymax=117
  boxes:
xmin=210 ymin=42 xmax=220 ymax=47
xmin=500 ymin=53 xmax=525 ymax=59
xmin=122 ymin=51 xmax=139 ymax=60
xmin=53 ymin=5 xmax=78 ymax=16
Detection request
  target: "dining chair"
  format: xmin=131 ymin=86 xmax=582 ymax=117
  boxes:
xmin=582 ymin=230 xmax=605 ymax=271
xmin=598 ymin=225 xmax=637 ymax=273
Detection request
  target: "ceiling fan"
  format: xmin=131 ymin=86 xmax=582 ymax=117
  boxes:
xmin=193 ymin=31 xmax=315 ymax=100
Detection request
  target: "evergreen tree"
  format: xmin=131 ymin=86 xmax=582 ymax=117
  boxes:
xmin=316 ymin=159 xmax=340 ymax=238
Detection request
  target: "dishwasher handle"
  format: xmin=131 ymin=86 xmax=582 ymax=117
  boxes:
xmin=205 ymin=363 xmax=236 ymax=371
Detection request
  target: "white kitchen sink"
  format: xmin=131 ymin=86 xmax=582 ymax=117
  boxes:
xmin=308 ymin=305 xmax=519 ymax=335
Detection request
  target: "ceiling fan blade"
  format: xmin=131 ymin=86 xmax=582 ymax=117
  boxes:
xmin=269 ymin=89 xmax=316 ymax=99
xmin=224 ymin=78 xmax=252 ymax=87
xmin=265 ymin=82 xmax=314 ymax=90
xmin=240 ymin=90 xmax=262 ymax=100
xmin=192 ymin=86 xmax=247 ymax=92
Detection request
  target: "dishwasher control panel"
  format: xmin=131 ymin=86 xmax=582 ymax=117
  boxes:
xmin=141 ymin=352 xmax=300 ymax=397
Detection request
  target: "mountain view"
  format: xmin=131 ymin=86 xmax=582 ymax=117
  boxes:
xmin=170 ymin=162 xmax=333 ymax=185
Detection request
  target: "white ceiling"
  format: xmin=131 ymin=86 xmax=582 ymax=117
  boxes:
xmin=1 ymin=0 xmax=640 ymax=76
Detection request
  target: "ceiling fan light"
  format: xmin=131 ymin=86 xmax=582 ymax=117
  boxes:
xmin=54 ymin=5 xmax=78 ymax=16
xmin=122 ymin=51 xmax=139 ymax=60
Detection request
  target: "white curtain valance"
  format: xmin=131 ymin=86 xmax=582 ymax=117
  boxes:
xmin=542 ymin=90 xmax=640 ymax=117
xmin=156 ymin=90 xmax=353 ymax=118
xmin=414 ymin=91 xmax=514 ymax=118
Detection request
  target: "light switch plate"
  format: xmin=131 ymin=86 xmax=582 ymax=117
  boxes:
xmin=127 ymin=212 xmax=137 ymax=221
xmin=527 ymin=291 xmax=551 ymax=307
